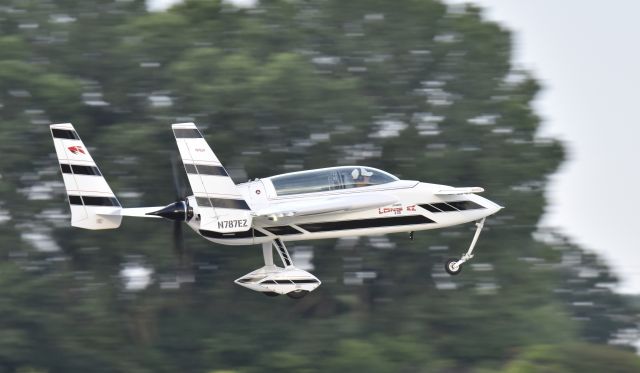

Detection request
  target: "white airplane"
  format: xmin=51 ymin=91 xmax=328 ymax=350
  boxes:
xmin=50 ymin=122 xmax=502 ymax=298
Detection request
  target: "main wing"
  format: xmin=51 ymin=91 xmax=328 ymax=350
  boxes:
xmin=172 ymin=123 xmax=252 ymax=232
xmin=253 ymin=193 xmax=398 ymax=221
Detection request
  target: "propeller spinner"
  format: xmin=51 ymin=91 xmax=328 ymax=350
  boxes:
xmin=147 ymin=200 xmax=193 ymax=221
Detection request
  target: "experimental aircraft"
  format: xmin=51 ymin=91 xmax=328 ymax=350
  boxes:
xmin=50 ymin=122 xmax=502 ymax=298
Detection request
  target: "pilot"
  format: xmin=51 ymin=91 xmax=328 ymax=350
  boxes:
xmin=351 ymin=167 xmax=373 ymax=187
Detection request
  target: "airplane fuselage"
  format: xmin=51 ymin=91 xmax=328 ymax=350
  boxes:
xmin=186 ymin=177 xmax=501 ymax=246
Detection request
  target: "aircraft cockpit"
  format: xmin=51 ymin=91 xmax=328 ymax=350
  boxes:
xmin=270 ymin=166 xmax=398 ymax=196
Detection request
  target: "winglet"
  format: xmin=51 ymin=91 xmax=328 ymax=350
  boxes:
xmin=50 ymin=123 xmax=123 ymax=230
xmin=172 ymin=122 xmax=253 ymax=232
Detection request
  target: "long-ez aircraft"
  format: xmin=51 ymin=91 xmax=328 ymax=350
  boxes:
xmin=50 ymin=122 xmax=502 ymax=298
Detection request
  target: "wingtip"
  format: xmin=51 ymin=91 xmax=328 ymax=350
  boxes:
xmin=50 ymin=122 xmax=74 ymax=129
xmin=171 ymin=122 xmax=197 ymax=129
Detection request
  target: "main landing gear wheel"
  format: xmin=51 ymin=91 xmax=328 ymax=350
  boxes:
xmin=445 ymin=258 xmax=462 ymax=275
xmin=287 ymin=290 xmax=309 ymax=299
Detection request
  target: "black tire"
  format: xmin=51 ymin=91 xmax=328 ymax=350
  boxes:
xmin=287 ymin=290 xmax=309 ymax=299
xmin=263 ymin=291 xmax=280 ymax=297
xmin=445 ymin=258 xmax=462 ymax=275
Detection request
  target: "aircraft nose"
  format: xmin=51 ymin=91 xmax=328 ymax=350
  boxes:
xmin=478 ymin=196 xmax=503 ymax=216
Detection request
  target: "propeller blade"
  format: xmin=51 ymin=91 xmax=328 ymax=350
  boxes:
xmin=170 ymin=154 xmax=187 ymax=200
xmin=173 ymin=219 xmax=184 ymax=265
xmin=169 ymin=154 xmax=194 ymax=284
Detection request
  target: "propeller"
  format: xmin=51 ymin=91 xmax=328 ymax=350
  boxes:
xmin=171 ymin=154 xmax=187 ymax=202
xmin=147 ymin=156 xmax=191 ymax=265
xmin=144 ymin=154 xmax=195 ymax=286
xmin=170 ymin=154 xmax=190 ymax=268
xmin=173 ymin=211 xmax=186 ymax=266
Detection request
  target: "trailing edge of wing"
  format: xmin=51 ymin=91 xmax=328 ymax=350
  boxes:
xmin=434 ymin=187 xmax=484 ymax=195
xmin=253 ymin=194 xmax=398 ymax=220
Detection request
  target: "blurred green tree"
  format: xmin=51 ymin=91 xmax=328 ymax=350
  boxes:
xmin=0 ymin=0 xmax=637 ymax=372
xmin=501 ymin=344 xmax=640 ymax=373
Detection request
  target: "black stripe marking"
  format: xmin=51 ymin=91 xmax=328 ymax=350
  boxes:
xmin=72 ymin=165 xmax=101 ymax=176
xmin=420 ymin=200 xmax=486 ymax=213
xmin=237 ymin=278 xmax=261 ymax=284
xmin=447 ymin=200 xmax=485 ymax=211
xmin=184 ymin=164 xmax=198 ymax=174
xmin=183 ymin=164 xmax=228 ymax=176
xmin=274 ymin=239 xmax=291 ymax=266
xmin=195 ymin=197 xmax=211 ymax=207
xmin=67 ymin=195 xmax=120 ymax=206
xmin=263 ymin=226 xmax=302 ymax=235
xmin=430 ymin=202 xmax=457 ymax=212
xmin=299 ymin=215 xmax=434 ymax=233
xmin=210 ymin=198 xmax=250 ymax=210
xmin=199 ymin=229 xmax=266 ymax=239
xmin=291 ymin=279 xmax=319 ymax=284
xmin=82 ymin=196 xmax=120 ymax=207
xmin=197 ymin=165 xmax=228 ymax=176
xmin=194 ymin=197 xmax=250 ymax=210
xmin=174 ymin=128 xmax=202 ymax=138
xmin=60 ymin=164 xmax=101 ymax=176
xmin=60 ymin=164 xmax=72 ymax=174
xmin=52 ymin=128 xmax=79 ymax=140
xmin=261 ymin=279 xmax=319 ymax=285
xmin=420 ymin=204 xmax=441 ymax=213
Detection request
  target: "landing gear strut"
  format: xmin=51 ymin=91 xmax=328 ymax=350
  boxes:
xmin=445 ymin=218 xmax=485 ymax=276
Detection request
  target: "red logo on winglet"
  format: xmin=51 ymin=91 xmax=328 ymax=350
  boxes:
xmin=68 ymin=146 xmax=85 ymax=155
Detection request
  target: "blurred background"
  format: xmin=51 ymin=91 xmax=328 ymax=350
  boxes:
xmin=0 ymin=0 xmax=638 ymax=372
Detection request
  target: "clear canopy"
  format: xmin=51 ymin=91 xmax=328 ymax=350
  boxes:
xmin=271 ymin=166 xmax=398 ymax=196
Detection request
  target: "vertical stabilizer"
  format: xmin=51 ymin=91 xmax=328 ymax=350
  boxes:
xmin=50 ymin=123 xmax=122 ymax=229
xmin=171 ymin=123 xmax=252 ymax=232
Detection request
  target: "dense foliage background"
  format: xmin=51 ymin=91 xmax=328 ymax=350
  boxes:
xmin=0 ymin=0 xmax=638 ymax=372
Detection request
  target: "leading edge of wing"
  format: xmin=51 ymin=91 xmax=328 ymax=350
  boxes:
xmin=252 ymin=193 xmax=399 ymax=219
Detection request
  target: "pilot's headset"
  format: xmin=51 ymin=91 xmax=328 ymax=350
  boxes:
xmin=351 ymin=167 xmax=373 ymax=180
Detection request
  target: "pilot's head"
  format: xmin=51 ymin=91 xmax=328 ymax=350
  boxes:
xmin=351 ymin=167 xmax=373 ymax=186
